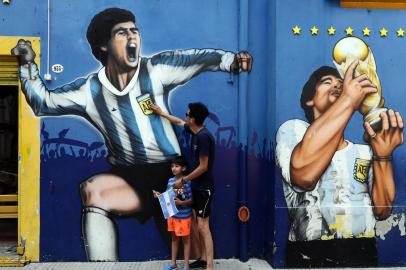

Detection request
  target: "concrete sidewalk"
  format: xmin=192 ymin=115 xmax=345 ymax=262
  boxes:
xmin=1 ymin=258 xmax=272 ymax=270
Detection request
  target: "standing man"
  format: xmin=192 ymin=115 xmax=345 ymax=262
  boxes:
xmin=275 ymin=63 xmax=403 ymax=267
xmin=151 ymin=102 xmax=216 ymax=270
xmin=12 ymin=8 xmax=252 ymax=261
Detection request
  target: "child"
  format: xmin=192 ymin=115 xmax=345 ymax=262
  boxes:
xmin=153 ymin=156 xmax=192 ymax=270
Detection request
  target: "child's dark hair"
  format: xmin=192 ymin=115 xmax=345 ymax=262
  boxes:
xmin=172 ymin=155 xmax=187 ymax=167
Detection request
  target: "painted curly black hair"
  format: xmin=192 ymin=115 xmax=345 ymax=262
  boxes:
xmin=86 ymin=8 xmax=136 ymax=66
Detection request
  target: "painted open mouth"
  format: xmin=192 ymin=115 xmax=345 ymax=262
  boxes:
xmin=331 ymin=89 xmax=342 ymax=97
xmin=127 ymin=43 xmax=137 ymax=62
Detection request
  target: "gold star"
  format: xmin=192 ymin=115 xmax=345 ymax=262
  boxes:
xmin=362 ymin=27 xmax=371 ymax=36
xmin=292 ymin=25 xmax=301 ymax=35
xmin=327 ymin=26 xmax=336 ymax=35
xmin=397 ymin=28 xmax=405 ymax=37
xmin=345 ymin=27 xmax=354 ymax=36
xmin=380 ymin=28 xmax=388 ymax=37
xmin=310 ymin=26 xmax=319 ymax=35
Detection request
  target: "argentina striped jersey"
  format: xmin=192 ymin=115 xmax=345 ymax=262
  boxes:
xmin=276 ymin=119 xmax=375 ymax=241
xmin=19 ymin=49 xmax=236 ymax=165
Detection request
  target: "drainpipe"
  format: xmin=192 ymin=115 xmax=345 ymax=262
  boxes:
xmin=237 ymin=0 xmax=249 ymax=263
xmin=44 ymin=0 xmax=52 ymax=81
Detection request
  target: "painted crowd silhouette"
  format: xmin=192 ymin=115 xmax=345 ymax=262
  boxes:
xmin=40 ymin=113 xmax=273 ymax=165
xmin=39 ymin=113 xmax=273 ymax=261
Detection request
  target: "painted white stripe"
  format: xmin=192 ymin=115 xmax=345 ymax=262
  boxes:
xmin=85 ymin=78 xmax=108 ymax=143
xmin=157 ymin=64 xmax=200 ymax=86
xmin=154 ymin=94 xmax=181 ymax=156
xmin=128 ymin=85 xmax=164 ymax=160
xmin=100 ymin=87 xmax=129 ymax=155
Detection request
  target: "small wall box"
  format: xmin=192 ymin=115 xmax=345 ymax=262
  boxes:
xmin=341 ymin=0 xmax=406 ymax=9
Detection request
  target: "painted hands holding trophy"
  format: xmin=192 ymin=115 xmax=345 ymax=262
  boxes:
xmin=332 ymin=36 xmax=403 ymax=156
xmin=333 ymin=37 xmax=387 ymax=133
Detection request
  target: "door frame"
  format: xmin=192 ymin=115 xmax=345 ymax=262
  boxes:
xmin=0 ymin=36 xmax=40 ymax=262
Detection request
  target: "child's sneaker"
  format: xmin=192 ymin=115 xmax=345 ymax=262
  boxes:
xmin=163 ymin=265 xmax=177 ymax=270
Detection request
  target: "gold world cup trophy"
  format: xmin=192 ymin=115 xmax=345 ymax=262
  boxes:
xmin=333 ymin=37 xmax=387 ymax=136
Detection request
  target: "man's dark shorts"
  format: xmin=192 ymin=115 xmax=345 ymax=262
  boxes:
xmin=110 ymin=162 xmax=172 ymax=223
xmin=192 ymin=189 xmax=213 ymax=218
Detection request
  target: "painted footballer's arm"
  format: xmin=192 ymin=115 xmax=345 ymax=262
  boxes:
xmin=364 ymin=110 xmax=403 ymax=219
xmin=152 ymin=49 xmax=252 ymax=91
xmin=290 ymin=61 xmax=377 ymax=190
xmin=11 ymin=39 xmax=87 ymax=117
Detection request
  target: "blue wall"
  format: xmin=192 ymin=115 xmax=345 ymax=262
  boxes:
xmin=0 ymin=0 xmax=272 ymax=262
xmin=8 ymin=0 xmax=406 ymax=266
xmin=272 ymin=0 xmax=406 ymax=267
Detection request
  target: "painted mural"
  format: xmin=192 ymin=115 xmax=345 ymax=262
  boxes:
xmin=10 ymin=7 xmax=254 ymax=263
xmin=275 ymin=36 xmax=403 ymax=267
xmin=267 ymin=0 xmax=406 ymax=265
xmin=16 ymin=0 xmax=406 ymax=267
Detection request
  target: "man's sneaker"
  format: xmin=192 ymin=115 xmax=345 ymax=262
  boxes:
xmin=163 ymin=264 xmax=177 ymax=270
xmin=189 ymin=259 xmax=207 ymax=269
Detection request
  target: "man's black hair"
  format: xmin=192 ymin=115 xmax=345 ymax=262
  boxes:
xmin=300 ymin=66 xmax=341 ymax=123
xmin=188 ymin=102 xmax=209 ymax=126
xmin=172 ymin=155 xmax=187 ymax=167
xmin=87 ymin=8 xmax=136 ymax=66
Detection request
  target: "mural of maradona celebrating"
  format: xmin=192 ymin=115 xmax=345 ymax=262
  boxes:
xmin=275 ymin=37 xmax=403 ymax=267
xmin=11 ymin=7 xmax=252 ymax=261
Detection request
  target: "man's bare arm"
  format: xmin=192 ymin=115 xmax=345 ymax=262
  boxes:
xmin=290 ymin=61 xmax=377 ymax=190
xmin=173 ymin=156 xmax=209 ymax=188
xmin=184 ymin=155 xmax=208 ymax=182
xmin=175 ymin=198 xmax=193 ymax=206
xmin=150 ymin=103 xmax=185 ymax=127
xmin=364 ymin=110 xmax=403 ymax=219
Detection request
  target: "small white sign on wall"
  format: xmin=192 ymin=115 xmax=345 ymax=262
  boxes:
xmin=51 ymin=64 xmax=64 ymax=73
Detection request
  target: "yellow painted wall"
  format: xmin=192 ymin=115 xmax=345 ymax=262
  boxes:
xmin=0 ymin=36 xmax=40 ymax=262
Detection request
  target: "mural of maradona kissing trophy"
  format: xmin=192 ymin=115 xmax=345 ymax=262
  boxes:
xmin=333 ymin=36 xmax=387 ymax=134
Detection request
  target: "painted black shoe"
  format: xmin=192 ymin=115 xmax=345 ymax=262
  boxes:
xmin=189 ymin=258 xmax=207 ymax=269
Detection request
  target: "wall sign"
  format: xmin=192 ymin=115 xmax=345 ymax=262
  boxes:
xmin=51 ymin=64 xmax=64 ymax=73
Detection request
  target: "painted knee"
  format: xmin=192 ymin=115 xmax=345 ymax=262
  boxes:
xmin=80 ymin=177 xmax=97 ymax=207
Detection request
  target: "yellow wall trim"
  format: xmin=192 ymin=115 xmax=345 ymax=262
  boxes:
xmin=0 ymin=36 xmax=40 ymax=262
xmin=341 ymin=0 xmax=406 ymax=9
